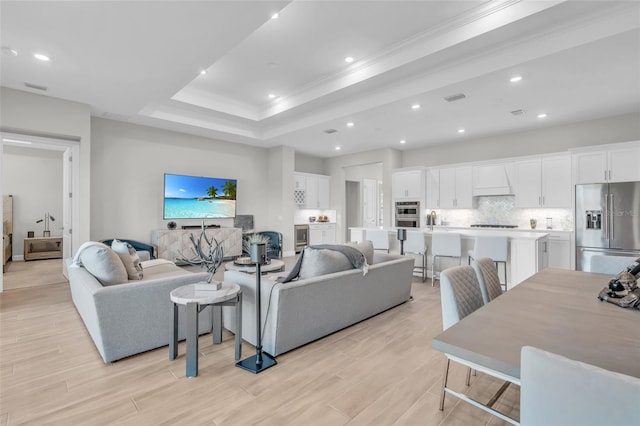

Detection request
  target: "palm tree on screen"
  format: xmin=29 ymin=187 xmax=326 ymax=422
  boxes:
xmin=207 ymin=186 xmax=218 ymax=199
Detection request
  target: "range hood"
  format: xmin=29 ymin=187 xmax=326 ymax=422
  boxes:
xmin=472 ymin=164 xmax=514 ymax=196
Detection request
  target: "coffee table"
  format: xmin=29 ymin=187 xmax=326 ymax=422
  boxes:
xmin=225 ymin=258 xmax=285 ymax=274
xmin=169 ymin=282 xmax=242 ymax=377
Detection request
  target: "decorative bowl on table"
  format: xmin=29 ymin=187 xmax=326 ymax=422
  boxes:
xmin=234 ymin=257 xmax=253 ymax=266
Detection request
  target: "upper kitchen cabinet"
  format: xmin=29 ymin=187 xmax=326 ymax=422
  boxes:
xmin=437 ymin=166 xmax=473 ymax=209
xmin=293 ymin=172 xmax=330 ymax=209
xmin=392 ymin=168 xmax=425 ymax=200
xmin=515 ymin=154 xmax=571 ymax=208
xmin=572 ymin=141 xmax=640 ymax=184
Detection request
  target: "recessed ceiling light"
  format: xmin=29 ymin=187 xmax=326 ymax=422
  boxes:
xmin=346 ymin=122 xmax=354 ymax=127
xmin=399 ymin=140 xmax=407 ymax=144
xmin=268 ymin=93 xmax=277 ymax=99
xmin=344 ymin=56 xmax=354 ymax=63
xmin=200 ymin=69 xmax=207 ymax=75
xmin=2 ymin=47 xmax=18 ymax=56
xmin=458 ymin=128 xmax=466 ymax=133
xmin=510 ymin=75 xmax=523 ymax=83
xmin=335 ymin=146 xmax=341 ymax=150
xmin=271 ymin=12 xmax=279 ymax=19
xmin=34 ymin=53 xmax=50 ymax=61
xmin=537 ymin=113 xmax=547 ymax=119
xmin=411 ymin=104 xmax=421 ymax=110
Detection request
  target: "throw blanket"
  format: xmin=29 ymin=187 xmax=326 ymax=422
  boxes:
xmin=278 ymin=244 xmax=368 ymax=283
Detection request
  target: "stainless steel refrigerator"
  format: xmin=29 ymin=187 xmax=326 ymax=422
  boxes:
xmin=575 ymin=182 xmax=640 ymax=271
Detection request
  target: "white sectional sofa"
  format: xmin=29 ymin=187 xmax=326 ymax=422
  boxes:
xmin=223 ymin=250 xmax=414 ymax=356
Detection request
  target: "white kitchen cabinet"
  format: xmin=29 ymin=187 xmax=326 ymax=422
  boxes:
xmin=309 ymin=223 xmax=336 ymax=245
xmin=547 ymin=232 xmax=571 ymax=270
xmin=515 ymin=154 xmax=571 ymax=208
xmin=510 ymin=235 xmax=549 ymax=287
xmin=573 ymin=142 xmax=640 ymax=184
xmin=392 ymin=168 xmax=425 ymax=200
xmin=438 ymin=166 xmax=472 ymax=208
xmin=293 ymin=173 xmax=330 ymax=209
xmin=426 ymin=167 xmax=440 ymax=209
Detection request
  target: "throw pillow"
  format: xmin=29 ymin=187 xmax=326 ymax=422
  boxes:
xmin=78 ymin=242 xmax=128 ymax=286
xmin=111 ymin=239 xmax=144 ymax=280
xmin=298 ymin=247 xmax=353 ymax=280
xmin=345 ymin=240 xmax=374 ymax=265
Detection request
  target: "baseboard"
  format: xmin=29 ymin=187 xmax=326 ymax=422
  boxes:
xmin=13 ymin=255 xmax=24 ymax=262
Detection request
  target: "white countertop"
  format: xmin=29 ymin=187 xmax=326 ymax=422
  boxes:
xmin=350 ymin=226 xmax=554 ymax=240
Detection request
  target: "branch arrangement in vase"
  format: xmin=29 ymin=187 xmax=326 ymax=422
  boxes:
xmin=177 ymin=222 xmax=224 ymax=287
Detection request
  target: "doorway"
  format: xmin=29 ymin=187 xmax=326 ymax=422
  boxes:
xmin=1 ymin=132 xmax=80 ymax=292
xmin=345 ymin=180 xmax=361 ymax=240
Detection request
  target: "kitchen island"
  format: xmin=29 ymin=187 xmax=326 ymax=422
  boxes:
xmin=349 ymin=226 xmax=550 ymax=288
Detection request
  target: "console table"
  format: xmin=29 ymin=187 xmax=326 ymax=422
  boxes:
xmin=23 ymin=236 xmax=63 ymax=261
xmin=152 ymin=228 xmax=243 ymax=262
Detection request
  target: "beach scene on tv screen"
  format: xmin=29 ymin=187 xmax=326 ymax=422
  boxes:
xmin=164 ymin=174 xmax=236 ymax=219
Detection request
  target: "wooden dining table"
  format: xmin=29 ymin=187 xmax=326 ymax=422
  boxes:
xmin=432 ymin=268 xmax=640 ymax=381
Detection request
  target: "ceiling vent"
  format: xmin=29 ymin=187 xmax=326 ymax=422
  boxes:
xmin=511 ymin=109 xmax=525 ymax=116
xmin=324 ymin=129 xmax=338 ymax=134
xmin=444 ymin=93 xmax=466 ymax=102
xmin=24 ymin=82 xmax=47 ymax=91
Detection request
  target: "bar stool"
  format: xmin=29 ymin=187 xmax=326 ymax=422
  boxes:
xmin=366 ymin=229 xmax=390 ymax=253
xmin=404 ymin=230 xmax=428 ymax=282
xmin=468 ymin=236 xmax=508 ymax=291
xmin=431 ymin=232 xmax=461 ymax=287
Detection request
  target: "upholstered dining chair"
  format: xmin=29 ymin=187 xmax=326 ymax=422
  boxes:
xmin=439 ymin=265 xmax=516 ymax=423
xmin=471 ymin=257 xmax=504 ymax=304
xmin=521 ymin=346 xmax=640 ymax=426
xmin=468 ymin=236 xmax=508 ymax=290
xmin=365 ymin=229 xmax=390 ymax=253
xmin=590 ymin=255 xmax=637 ymax=275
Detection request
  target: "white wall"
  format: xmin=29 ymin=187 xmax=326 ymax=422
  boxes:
xmin=267 ymin=146 xmax=296 ymax=255
xmin=90 ymin=118 xmax=273 ymax=245
xmin=295 ymin=153 xmax=325 ymax=174
xmin=2 ymin=146 xmax=63 ymax=259
xmin=402 ymin=112 xmax=640 ymax=167
xmin=0 ymin=87 xmax=91 ymax=292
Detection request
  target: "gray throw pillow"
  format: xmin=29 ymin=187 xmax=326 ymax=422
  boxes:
xmin=111 ymin=239 xmax=144 ymax=280
xmin=345 ymin=240 xmax=374 ymax=265
xmin=298 ymin=247 xmax=353 ymax=280
xmin=79 ymin=243 xmax=128 ymax=286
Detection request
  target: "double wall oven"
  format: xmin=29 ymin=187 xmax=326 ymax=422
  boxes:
xmin=395 ymin=201 xmax=420 ymax=228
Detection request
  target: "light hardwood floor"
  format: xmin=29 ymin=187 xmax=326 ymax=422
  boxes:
xmin=0 ymin=258 xmax=519 ymax=425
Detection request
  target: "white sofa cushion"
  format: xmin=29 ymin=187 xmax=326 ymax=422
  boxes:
xmin=346 ymin=240 xmax=374 ymax=265
xmin=111 ymin=239 xmax=143 ymax=280
xmin=78 ymin=242 xmax=128 ymax=286
xmin=298 ymin=247 xmax=352 ymax=279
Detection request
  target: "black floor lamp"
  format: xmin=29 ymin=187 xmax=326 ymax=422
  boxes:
xmin=236 ymin=242 xmax=277 ymax=373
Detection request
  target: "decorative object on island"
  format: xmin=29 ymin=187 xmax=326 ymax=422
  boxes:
xmin=236 ymin=242 xmax=277 ymax=374
xmin=176 ymin=222 xmax=225 ymax=290
xmin=597 ymin=258 xmax=640 ymax=309
xmin=35 ymin=212 xmax=55 ymax=237
xmin=397 ymin=228 xmax=407 ymax=256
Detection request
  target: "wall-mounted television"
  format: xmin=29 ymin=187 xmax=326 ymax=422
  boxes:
xmin=163 ymin=173 xmax=237 ymax=219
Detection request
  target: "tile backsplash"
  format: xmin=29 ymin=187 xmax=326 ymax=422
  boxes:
xmin=434 ymin=196 xmax=573 ymax=230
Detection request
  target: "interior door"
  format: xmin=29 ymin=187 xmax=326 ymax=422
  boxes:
xmin=363 ymin=178 xmax=378 ymax=228
xmin=62 ymin=147 xmax=73 ymax=259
